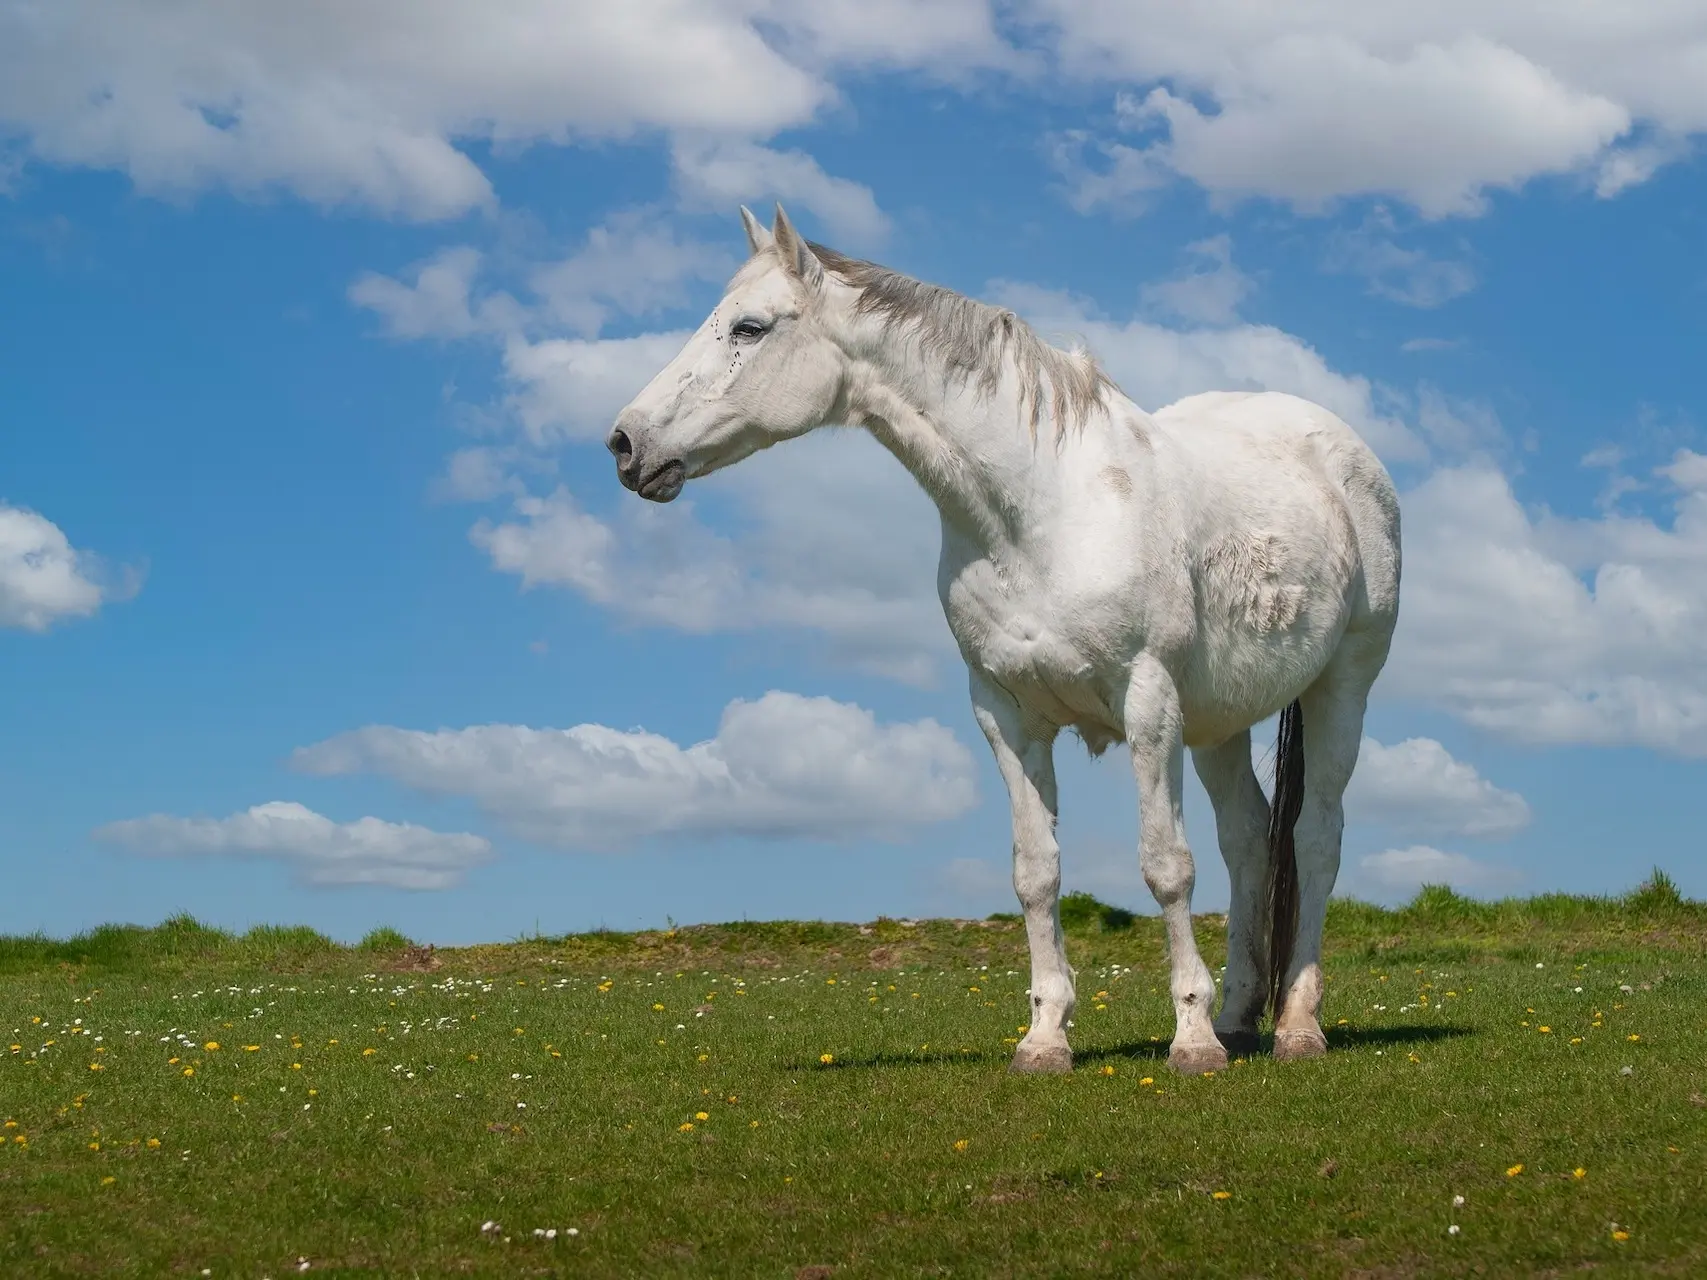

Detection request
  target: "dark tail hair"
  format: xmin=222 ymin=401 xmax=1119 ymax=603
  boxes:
xmin=1266 ymin=699 xmax=1305 ymax=1020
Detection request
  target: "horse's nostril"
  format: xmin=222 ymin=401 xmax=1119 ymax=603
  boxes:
xmin=607 ymin=428 xmax=633 ymax=466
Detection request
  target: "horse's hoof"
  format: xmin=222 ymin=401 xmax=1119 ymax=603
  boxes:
xmin=1167 ymin=1042 xmax=1229 ymax=1075
xmin=1009 ymin=1042 xmax=1073 ymax=1075
xmin=1215 ymin=1028 xmax=1261 ymax=1058
xmin=1274 ymin=1028 xmax=1329 ymax=1061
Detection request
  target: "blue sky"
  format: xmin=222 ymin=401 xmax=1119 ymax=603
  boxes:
xmin=3 ymin=5 xmax=1705 ymax=943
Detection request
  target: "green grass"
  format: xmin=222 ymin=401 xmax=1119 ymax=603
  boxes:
xmin=3 ymin=878 xmax=1704 ymax=1277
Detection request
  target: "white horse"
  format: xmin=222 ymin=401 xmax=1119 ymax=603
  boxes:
xmin=607 ymin=206 xmax=1400 ymax=1075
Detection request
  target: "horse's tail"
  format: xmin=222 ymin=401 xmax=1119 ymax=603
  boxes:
xmin=1266 ymin=699 xmax=1305 ymax=1021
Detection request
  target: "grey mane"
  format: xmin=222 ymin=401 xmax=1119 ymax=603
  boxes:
xmin=808 ymin=242 xmax=1112 ymax=436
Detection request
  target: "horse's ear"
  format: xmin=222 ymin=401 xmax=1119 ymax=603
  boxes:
xmin=771 ymin=204 xmax=823 ymax=286
xmin=739 ymin=205 xmax=771 ymax=257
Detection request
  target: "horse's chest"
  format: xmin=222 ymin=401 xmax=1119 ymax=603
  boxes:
xmin=939 ymin=556 xmax=1126 ymax=739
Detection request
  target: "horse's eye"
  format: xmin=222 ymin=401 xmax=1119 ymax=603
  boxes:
xmin=731 ymin=319 xmax=769 ymax=341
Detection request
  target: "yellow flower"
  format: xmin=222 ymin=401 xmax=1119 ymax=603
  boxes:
xmin=1538 ymin=1026 xmax=1551 ymax=1034
xmin=1506 ymin=1164 xmax=1523 ymax=1177
xmin=1612 ymin=1230 xmax=1630 ymax=1242
xmin=243 ymin=1045 xmax=260 ymax=1052
xmin=727 ymin=1095 xmax=738 ymax=1103
xmin=697 ymin=1054 xmax=709 ymax=1063
xmin=88 ymin=1063 xmax=103 ymax=1071
xmin=363 ymin=1048 xmax=377 ymax=1056
xmin=820 ymin=1053 xmax=835 ymax=1065
xmin=1212 ymin=1191 xmax=1231 ymax=1201
xmin=232 ymin=1094 xmax=242 ymax=1102
xmin=88 ymin=1141 xmax=100 ymax=1151
xmin=291 ymin=1063 xmax=302 ymax=1070
xmin=694 ymin=1111 xmax=709 ymax=1121
xmin=652 ymin=1003 xmax=665 ymax=1012
xmin=204 ymin=1041 xmax=220 ymax=1051
xmin=1627 ymin=1034 xmax=1641 ymax=1042
xmin=1140 ymin=1077 xmax=1154 ymax=1086
xmin=145 ymin=1138 xmax=160 ymax=1149
xmin=1570 ymin=1037 xmax=1583 ymax=1044
xmin=1573 ymin=1167 xmax=1586 ymax=1179
xmin=597 ymin=981 xmax=613 ymax=992
xmin=101 ymin=1176 xmax=116 ymax=1186
xmin=1099 ymin=1065 xmax=1116 ymax=1076
xmin=826 ymin=978 xmax=837 ymax=985
xmin=678 ymin=1122 xmax=694 ymax=1132
xmin=953 ymin=1139 xmax=969 ymax=1152
xmin=168 ymin=1057 xmax=179 ymax=1065
xmin=749 ymin=1120 xmax=760 ymax=1128
xmin=308 ymin=1089 xmax=317 ymax=1097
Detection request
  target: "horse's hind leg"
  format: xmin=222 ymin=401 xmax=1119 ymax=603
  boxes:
xmin=1274 ymin=635 xmax=1385 ymax=1059
xmin=1191 ymin=730 xmax=1271 ymax=1057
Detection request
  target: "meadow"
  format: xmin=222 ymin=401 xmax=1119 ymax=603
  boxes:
xmin=3 ymin=877 xmax=1704 ymax=1278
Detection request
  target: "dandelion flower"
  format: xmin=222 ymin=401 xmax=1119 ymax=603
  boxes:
xmin=678 ymin=1122 xmax=694 ymax=1132
xmin=243 ymin=1045 xmax=260 ymax=1052
xmin=363 ymin=1049 xmax=377 ymax=1056
xmin=1212 ymin=1191 xmax=1231 ymax=1201
xmin=182 ymin=1067 xmax=194 ymax=1077
xmin=1506 ymin=1163 xmax=1523 ymax=1177
xmin=1099 ymin=1065 xmax=1115 ymax=1076
xmin=204 ymin=1042 xmax=220 ymax=1051
xmin=1538 ymin=1026 xmax=1551 ymax=1034
xmin=1612 ymin=1229 xmax=1630 ymax=1242
xmin=146 ymin=1138 xmax=160 ymax=1149
xmin=1627 ymin=1034 xmax=1641 ymax=1042
xmin=694 ymin=1111 xmax=709 ymax=1121
xmin=953 ymin=1139 xmax=969 ymax=1152
xmin=101 ymin=1176 xmax=116 ymax=1186
xmin=652 ymin=1004 xmax=665 ymax=1012
xmin=1574 ymin=1167 xmax=1586 ymax=1179
xmin=820 ymin=1053 xmax=835 ymax=1065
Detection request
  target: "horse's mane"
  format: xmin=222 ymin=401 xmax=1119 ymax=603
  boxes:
xmin=808 ymin=242 xmax=1112 ymax=436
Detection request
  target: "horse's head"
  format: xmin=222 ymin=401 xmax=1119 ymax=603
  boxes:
xmin=606 ymin=205 xmax=844 ymax=503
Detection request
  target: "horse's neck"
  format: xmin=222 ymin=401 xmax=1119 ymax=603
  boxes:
xmin=848 ymin=350 xmax=1062 ymax=557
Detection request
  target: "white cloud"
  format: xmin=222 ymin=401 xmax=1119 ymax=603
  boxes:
xmin=1347 ymin=737 xmax=1531 ymax=839
xmin=671 ymin=140 xmax=889 ymax=246
xmin=1350 ymin=845 xmax=1523 ymax=900
xmin=529 ymin=212 xmax=736 ymax=338
xmin=0 ymin=503 xmax=123 ymax=632
xmin=95 ymin=801 xmax=492 ymax=890
xmin=500 ymin=330 xmax=699 ymax=445
xmin=1036 ymin=6 xmax=1707 ymax=213
xmin=1325 ymin=211 xmax=1477 ymax=308
xmin=292 ymin=691 xmax=978 ymax=849
xmin=470 ymin=430 xmax=949 ymax=684
xmin=348 ymin=247 xmax=496 ymax=340
xmin=992 ymin=280 xmax=1426 ymax=462
xmin=0 ymin=2 xmax=1011 ymax=222
xmin=1386 ymin=453 xmax=1707 ymax=756
xmin=1138 ymin=234 xmax=1254 ymax=325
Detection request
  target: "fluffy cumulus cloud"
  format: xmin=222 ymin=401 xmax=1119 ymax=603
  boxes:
xmin=0 ymin=1 xmax=1007 ymax=221
xmin=1388 ymin=453 xmax=1707 ymax=756
xmin=471 ymin=433 xmax=949 ymax=683
xmin=96 ymin=802 xmax=493 ymax=890
xmin=993 ymin=280 xmax=1426 ymax=461
xmin=1350 ymin=846 xmax=1524 ymax=900
xmin=1038 ymin=3 xmax=1707 ymax=215
xmin=1346 ymin=737 xmax=1531 ymax=840
xmin=292 ymin=691 xmax=978 ymax=849
xmin=0 ymin=503 xmax=120 ymax=631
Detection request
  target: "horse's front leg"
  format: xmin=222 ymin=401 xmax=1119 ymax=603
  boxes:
xmin=969 ymin=671 xmax=1073 ymax=1074
xmin=1126 ymin=656 xmax=1229 ymax=1075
